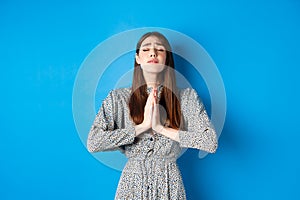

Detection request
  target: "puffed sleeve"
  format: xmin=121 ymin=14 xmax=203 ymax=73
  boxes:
xmin=87 ymin=90 xmax=136 ymax=153
xmin=178 ymin=88 xmax=218 ymax=153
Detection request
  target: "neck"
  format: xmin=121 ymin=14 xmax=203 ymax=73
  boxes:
xmin=143 ymin=72 xmax=163 ymax=88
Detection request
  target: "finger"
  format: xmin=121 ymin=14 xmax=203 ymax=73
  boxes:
xmin=153 ymin=104 xmax=160 ymax=118
xmin=145 ymin=93 xmax=154 ymax=108
xmin=153 ymin=88 xmax=157 ymax=98
xmin=149 ymin=104 xmax=153 ymax=118
xmin=153 ymin=88 xmax=158 ymax=103
xmin=152 ymin=104 xmax=161 ymax=128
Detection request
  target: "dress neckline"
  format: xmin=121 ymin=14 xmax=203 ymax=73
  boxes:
xmin=146 ymin=84 xmax=164 ymax=98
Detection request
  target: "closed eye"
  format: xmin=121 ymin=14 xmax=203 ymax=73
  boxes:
xmin=141 ymin=48 xmax=165 ymax=52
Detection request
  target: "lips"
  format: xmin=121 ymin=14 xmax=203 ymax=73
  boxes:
xmin=147 ymin=59 xmax=159 ymax=63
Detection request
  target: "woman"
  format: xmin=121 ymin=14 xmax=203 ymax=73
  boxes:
xmin=87 ymin=32 xmax=218 ymax=200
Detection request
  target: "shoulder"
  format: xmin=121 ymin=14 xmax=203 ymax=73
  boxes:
xmin=178 ymin=87 xmax=199 ymax=100
xmin=106 ymin=87 xmax=131 ymax=102
xmin=178 ymin=87 xmax=204 ymax=109
xmin=109 ymin=87 xmax=131 ymax=96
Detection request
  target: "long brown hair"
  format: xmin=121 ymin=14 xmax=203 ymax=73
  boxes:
xmin=128 ymin=32 xmax=181 ymax=129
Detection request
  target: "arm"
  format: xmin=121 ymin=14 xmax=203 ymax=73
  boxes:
xmin=151 ymin=88 xmax=217 ymax=153
xmin=151 ymin=103 xmax=180 ymax=141
xmin=157 ymin=126 xmax=180 ymax=142
xmin=87 ymin=91 xmax=136 ymax=153
xmin=178 ymin=88 xmax=218 ymax=153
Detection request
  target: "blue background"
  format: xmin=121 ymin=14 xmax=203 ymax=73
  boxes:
xmin=1 ymin=0 xmax=299 ymax=199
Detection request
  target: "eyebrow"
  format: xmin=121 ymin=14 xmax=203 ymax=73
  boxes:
xmin=141 ymin=42 xmax=164 ymax=47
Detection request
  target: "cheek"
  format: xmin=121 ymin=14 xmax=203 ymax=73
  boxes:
xmin=161 ymin=55 xmax=167 ymax=63
xmin=136 ymin=54 xmax=145 ymax=64
xmin=138 ymin=53 xmax=147 ymax=61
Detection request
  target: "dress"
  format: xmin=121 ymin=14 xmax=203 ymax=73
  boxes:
xmin=87 ymin=87 xmax=218 ymax=200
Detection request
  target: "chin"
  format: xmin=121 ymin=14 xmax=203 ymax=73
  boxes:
xmin=141 ymin=64 xmax=166 ymax=74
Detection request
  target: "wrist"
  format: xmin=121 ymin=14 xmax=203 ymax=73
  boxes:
xmin=135 ymin=123 xmax=150 ymax=136
xmin=157 ymin=126 xmax=180 ymax=142
xmin=153 ymin=124 xmax=164 ymax=133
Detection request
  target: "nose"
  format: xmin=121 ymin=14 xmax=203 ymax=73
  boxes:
xmin=149 ymin=48 xmax=157 ymax=57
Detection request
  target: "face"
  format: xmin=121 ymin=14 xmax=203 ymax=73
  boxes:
xmin=136 ymin=36 xmax=167 ymax=74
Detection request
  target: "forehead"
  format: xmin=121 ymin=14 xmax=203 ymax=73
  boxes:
xmin=140 ymin=36 xmax=164 ymax=47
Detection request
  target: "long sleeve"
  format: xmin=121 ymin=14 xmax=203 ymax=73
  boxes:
xmin=178 ymin=88 xmax=218 ymax=153
xmin=87 ymin=90 xmax=136 ymax=153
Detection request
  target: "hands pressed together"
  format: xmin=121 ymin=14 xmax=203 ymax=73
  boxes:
xmin=134 ymin=88 xmax=180 ymax=142
xmin=144 ymin=88 xmax=164 ymax=133
xmin=135 ymin=88 xmax=163 ymax=135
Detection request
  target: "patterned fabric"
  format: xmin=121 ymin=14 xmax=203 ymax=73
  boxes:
xmin=87 ymin=87 xmax=218 ymax=200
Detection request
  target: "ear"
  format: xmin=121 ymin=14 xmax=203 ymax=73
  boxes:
xmin=135 ymin=53 xmax=140 ymax=64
